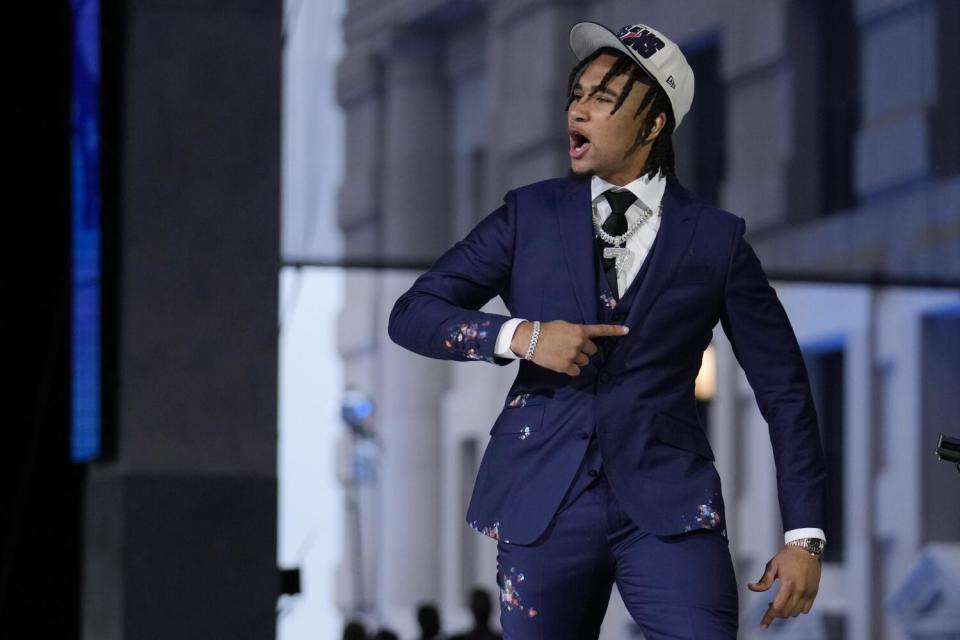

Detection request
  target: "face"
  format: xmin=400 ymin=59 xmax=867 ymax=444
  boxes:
xmin=567 ymin=53 xmax=665 ymax=185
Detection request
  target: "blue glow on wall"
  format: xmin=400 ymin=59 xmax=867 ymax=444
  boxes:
xmin=71 ymin=0 xmax=101 ymax=462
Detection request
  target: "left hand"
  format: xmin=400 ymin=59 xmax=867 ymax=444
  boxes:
xmin=748 ymin=545 xmax=822 ymax=630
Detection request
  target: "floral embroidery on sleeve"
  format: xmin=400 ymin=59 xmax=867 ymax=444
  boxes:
xmin=444 ymin=319 xmax=493 ymax=360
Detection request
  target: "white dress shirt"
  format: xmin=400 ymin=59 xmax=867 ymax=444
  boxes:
xmin=491 ymin=170 xmax=826 ymax=547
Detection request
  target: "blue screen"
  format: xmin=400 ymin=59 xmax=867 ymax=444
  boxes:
xmin=71 ymin=0 xmax=101 ymax=462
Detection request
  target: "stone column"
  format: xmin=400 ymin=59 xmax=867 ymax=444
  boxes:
xmin=484 ymin=0 xmax=580 ymax=197
xmin=375 ymin=34 xmax=453 ymax=631
xmin=335 ymin=36 xmax=387 ymax=619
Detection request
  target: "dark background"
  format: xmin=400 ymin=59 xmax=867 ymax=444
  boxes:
xmin=3 ymin=4 xmax=83 ymax=638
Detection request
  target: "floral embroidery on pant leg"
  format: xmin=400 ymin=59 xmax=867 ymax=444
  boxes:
xmin=498 ymin=565 xmax=538 ymax=618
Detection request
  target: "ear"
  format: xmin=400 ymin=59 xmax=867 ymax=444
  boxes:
xmin=652 ymin=111 xmax=667 ymax=138
xmin=640 ymin=111 xmax=668 ymax=144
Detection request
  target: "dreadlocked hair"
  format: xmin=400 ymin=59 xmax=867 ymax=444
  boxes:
xmin=565 ymin=46 xmax=676 ymax=181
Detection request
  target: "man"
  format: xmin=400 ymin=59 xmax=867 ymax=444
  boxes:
xmin=449 ymin=588 xmax=501 ymax=640
xmin=388 ymin=21 xmax=827 ymax=639
xmin=415 ymin=603 xmax=443 ymax=640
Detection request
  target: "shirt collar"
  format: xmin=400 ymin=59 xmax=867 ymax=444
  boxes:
xmin=590 ymin=170 xmax=666 ymax=211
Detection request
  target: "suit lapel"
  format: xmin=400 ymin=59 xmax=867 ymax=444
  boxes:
xmin=556 ymin=178 xmax=597 ymax=325
xmin=621 ymin=177 xmax=700 ymax=330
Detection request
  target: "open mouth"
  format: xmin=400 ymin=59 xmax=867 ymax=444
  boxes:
xmin=569 ymin=130 xmax=591 ymax=159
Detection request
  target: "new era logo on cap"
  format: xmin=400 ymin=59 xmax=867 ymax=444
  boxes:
xmin=569 ymin=21 xmax=695 ymax=129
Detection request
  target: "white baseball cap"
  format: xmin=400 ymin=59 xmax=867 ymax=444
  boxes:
xmin=569 ymin=21 xmax=695 ymax=130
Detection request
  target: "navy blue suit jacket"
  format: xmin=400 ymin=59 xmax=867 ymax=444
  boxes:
xmin=388 ymin=175 xmax=828 ymax=546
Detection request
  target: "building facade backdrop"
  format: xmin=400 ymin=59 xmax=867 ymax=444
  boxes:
xmin=322 ymin=0 xmax=960 ymax=638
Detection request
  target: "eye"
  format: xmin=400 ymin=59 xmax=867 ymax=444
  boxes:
xmin=596 ymin=95 xmax=611 ymax=103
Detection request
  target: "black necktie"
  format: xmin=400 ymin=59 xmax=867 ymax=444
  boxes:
xmin=599 ymin=189 xmax=637 ymax=299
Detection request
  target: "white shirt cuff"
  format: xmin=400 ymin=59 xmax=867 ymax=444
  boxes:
xmin=784 ymin=528 xmax=826 ymax=544
xmin=494 ymin=318 xmax=527 ymax=359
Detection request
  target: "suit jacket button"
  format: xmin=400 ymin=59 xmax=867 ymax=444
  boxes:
xmin=578 ymin=431 xmax=589 ymax=440
xmin=588 ymin=469 xmax=599 ymax=477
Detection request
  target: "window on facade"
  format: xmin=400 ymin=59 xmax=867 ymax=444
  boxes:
xmin=933 ymin=0 xmax=960 ymax=177
xmin=920 ymin=308 xmax=960 ymax=543
xmin=816 ymin=0 xmax=860 ymax=214
xmin=823 ymin=611 xmax=847 ymax=640
xmin=673 ymin=35 xmax=725 ymax=204
xmin=788 ymin=0 xmax=860 ymax=220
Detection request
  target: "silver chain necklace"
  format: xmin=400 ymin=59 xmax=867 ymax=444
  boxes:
xmin=591 ymin=197 xmax=660 ymax=275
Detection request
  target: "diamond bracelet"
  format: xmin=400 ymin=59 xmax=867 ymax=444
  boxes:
xmin=523 ymin=320 xmax=541 ymax=361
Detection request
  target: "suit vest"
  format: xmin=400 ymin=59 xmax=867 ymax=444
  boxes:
xmin=554 ymin=218 xmax=665 ymax=514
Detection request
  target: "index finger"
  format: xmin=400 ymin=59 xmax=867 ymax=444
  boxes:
xmin=760 ymin=602 xmax=777 ymax=629
xmin=581 ymin=323 xmax=630 ymax=337
xmin=762 ymin=584 xmax=789 ymax=629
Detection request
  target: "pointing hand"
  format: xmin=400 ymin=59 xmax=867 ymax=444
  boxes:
xmin=511 ymin=319 xmax=629 ymax=376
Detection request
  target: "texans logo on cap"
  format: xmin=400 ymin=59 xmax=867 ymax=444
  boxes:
xmin=616 ymin=25 xmax=665 ymax=59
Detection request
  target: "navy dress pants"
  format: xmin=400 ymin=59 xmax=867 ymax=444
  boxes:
xmin=494 ymin=470 xmax=739 ymax=639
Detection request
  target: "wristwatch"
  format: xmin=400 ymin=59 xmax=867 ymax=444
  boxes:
xmin=787 ymin=537 xmax=825 ymax=558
